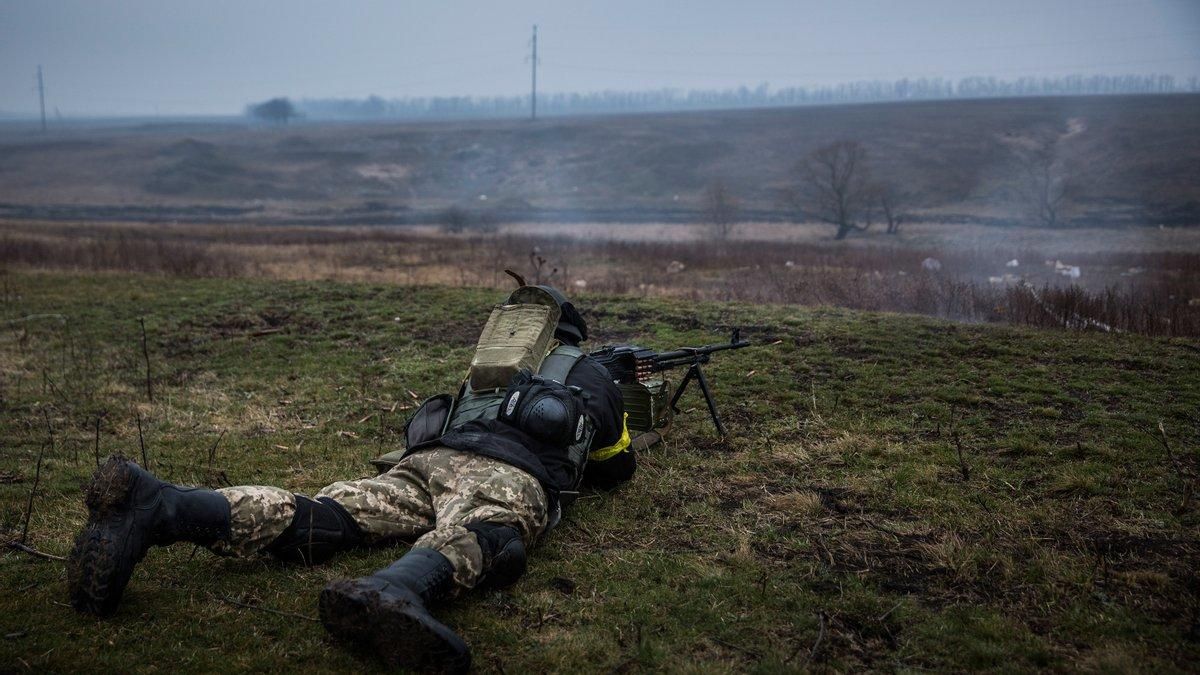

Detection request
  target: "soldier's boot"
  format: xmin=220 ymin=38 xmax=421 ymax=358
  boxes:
xmin=318 ymin=523 xmax=525 ymax=673
xmin=68 ymin=455 xmax=231 ymax=617
xmin=263 ymin=495 xmax=363 ymax=564
xmin=319 ymin=548 xmax=469 ymax=673
xmin=468 ymin=522 xmax=527 ymax=590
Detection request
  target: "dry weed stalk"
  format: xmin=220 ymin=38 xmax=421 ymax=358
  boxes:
xmin=139 ymin=317 xmax=153 ymax=402
xmin=1154 ymin=421 xmax=1196 ymax=515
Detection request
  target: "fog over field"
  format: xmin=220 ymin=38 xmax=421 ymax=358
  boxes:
xmin=1 ymin=95 xmax=1198 ymax=228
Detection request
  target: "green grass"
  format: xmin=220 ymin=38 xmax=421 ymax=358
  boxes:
xmin=1 ymin=271 xmax=1198 ymax=673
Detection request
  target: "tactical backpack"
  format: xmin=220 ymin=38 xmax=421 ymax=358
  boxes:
xmin=372 ymin=288 xmax=595 ymax=493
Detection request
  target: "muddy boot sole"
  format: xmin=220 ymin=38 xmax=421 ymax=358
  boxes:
xmin=318 ymin=579 xmax=378 ymax=649
xmin=319 ymin=579 xmax=470 ymax=674
xmin=67 ymin=456 xmax=141 ymax=617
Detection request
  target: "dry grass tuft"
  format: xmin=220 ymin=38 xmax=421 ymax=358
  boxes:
xmin=762 ymin=490 xmax=825 ymax=516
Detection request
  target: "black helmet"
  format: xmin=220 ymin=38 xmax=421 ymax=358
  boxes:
xmin=505 ymin=284 xmax=588 ymax=345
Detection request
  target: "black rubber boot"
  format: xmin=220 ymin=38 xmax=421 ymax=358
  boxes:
xmin=467 ymin=522 xmax=527 ymax=591
xmin=263 ymin=495 xmax=363 ymax=564
xmin=319 ymin=548 xmax=470 ymax=674
xmin=67 ymin=455 xmax=231 ymax=617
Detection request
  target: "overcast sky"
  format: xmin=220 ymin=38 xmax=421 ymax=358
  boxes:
xmin=2 ymin=0 xmax=1198 ymax=116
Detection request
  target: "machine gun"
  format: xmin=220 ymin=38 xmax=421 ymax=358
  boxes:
xmin=590 ymin=329 xmax=751 ymax=437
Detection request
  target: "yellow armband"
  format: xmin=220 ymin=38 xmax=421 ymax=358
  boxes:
xmin=589 ymin=413 xmax=630 ymax=462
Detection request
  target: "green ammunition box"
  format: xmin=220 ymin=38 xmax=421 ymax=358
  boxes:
xmin=619 ymin=378 xmax=672 ymax=433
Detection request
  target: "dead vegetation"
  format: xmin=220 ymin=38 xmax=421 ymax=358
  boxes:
xmin=3 ymin=220 xmax=1198 ymax=337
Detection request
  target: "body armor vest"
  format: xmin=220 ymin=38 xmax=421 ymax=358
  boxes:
xmin=446 ymin=344 xmax=595 ymax=495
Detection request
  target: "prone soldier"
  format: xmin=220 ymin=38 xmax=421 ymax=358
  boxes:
xmin=67 ymin=284 xmax=635 ymax=673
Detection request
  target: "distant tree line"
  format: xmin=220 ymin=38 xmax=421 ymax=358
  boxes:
xmin=291 ymin=73 xmax=1198 ymax=120
xmin=246 ymin=97 xmax=298 ymax=124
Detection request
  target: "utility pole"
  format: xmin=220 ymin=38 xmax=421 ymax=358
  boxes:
xmin=529 ymin=25 xmax=538 ymax=121
xmin=37 ymin=65 xmax=46 ymax=133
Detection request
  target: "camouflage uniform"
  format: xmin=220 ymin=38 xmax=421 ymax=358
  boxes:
xmin=215 ymin=446 xmax=548 ymax=590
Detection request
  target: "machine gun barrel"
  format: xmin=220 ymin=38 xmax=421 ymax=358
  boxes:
xmin=652 ymin=338 xmax=751 ymax=368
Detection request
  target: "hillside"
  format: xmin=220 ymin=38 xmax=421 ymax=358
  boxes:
xmin=2 ymin=273 xmax=1198 ymax=671
xmin=1 ymin=94 xmax=1198 ymax=226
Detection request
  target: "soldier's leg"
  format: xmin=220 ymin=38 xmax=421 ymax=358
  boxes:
xmin=318 ymin=449 xmax=548 ymax=672
xmin=70 ymin=455 xmax=437 ymax=617
xmin=211 ymin=485 xmax=363 ymax=564
xmin=210 ymin=486 xmax=293 ymax=557
xmin=217 ymin=461 xmax=436 ymax=562
xmin=315 ymin=460 xmax=434 ymax=544
xmin=414 ymin=449 xmax=549 ymax=591
xmin=322 ymin=447 xmax=540 ymax=672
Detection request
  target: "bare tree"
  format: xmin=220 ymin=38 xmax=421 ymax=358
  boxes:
xmin=1013 ymin=139 xmax=1071 ymax=228
xmin=874 ymin=182 xmax=907 ymax=235
xmin=701 ymin=179 xmax=740 ymax=240
xmin=794 ymin=140 xmax=872 ymax=240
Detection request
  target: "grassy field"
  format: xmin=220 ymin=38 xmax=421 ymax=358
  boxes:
xmin=1 ymin=271 xmax=1198 ymax=672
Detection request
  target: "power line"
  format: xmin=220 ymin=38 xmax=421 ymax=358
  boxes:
xmin=529 ymin=24 xmax=539 ymax=120
xmin=542 ymin=55 xmax=1200 ymax=84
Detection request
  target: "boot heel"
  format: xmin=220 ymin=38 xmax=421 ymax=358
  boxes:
xmin=371 ymin=602 xmax=471 ymax=674
xmin=319 ymin=549 xmax=470 ymax=672
xmin=319 ymin=579 xmax=380 ymax=648
xmin=84 ymin=456 xmax=135 ymax=517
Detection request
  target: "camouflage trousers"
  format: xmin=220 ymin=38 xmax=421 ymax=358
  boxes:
xmin=214 ymin=447 xmax=549 ymax=590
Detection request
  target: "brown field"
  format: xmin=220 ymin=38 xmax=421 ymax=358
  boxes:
xmin=3 ymin=219 xmax=1198 ymax=336
xmin=2 ymin=94 xmax=1199 ymax=227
